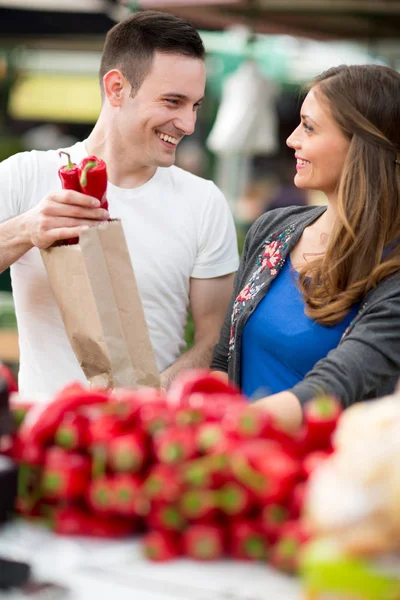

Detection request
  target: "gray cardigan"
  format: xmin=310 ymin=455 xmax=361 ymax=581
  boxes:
xmin=211 ymin=205 xmax=400 ymax=407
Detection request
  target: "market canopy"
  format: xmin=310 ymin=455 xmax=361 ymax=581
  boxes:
xmin=122 ymin=0 xmax=400 ymax=41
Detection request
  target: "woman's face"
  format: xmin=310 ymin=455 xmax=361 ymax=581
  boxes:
xmin=286 ymin=87 xmax=350 ymax=200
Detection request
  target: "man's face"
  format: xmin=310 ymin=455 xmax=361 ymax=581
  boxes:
xmin=117 ymin=52 xmax=206 ymax=169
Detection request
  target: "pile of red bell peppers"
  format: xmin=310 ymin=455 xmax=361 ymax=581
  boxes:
xmin=1 ymin=368 xmax=343 ymax=574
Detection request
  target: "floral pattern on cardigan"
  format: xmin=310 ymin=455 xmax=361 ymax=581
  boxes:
xmin=228 ymin=224 xmax=296 ymax=359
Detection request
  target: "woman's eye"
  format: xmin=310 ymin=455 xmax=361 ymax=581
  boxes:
xmin=303 ymin=122 xmax=313 ymax=133
xmin=166 ymin=99 xmax=179 ymax=105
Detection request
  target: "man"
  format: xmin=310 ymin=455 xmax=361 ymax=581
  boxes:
xmin=0 ymin=11 xmax=238 ymax=398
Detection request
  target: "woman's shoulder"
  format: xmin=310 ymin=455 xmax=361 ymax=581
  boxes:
xmin=246 ymin=204 xmax=327 ymax=246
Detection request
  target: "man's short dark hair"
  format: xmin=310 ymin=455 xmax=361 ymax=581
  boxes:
xmin=99 ymin=10 xmax=205 ymax=97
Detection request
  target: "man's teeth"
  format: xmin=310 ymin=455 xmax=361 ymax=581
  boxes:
xmin=158 ymin=133 xmax=177 ymax=145
xmin=297 ymin=159 xmax=310 ymax=165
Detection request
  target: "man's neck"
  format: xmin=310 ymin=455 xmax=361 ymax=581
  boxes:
xmin=85 ymin=130 xmax=157 ymax=190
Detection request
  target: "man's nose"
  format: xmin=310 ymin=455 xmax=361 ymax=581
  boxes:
xmin=174 ymin=109 xmax=197 ymax=136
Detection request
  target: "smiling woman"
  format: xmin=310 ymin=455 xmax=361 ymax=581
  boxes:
xmin=212 ymin=64 xmax=400 ymax=431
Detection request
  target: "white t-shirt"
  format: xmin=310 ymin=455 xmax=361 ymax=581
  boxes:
xmin=0 ymin=141 xmax=239 ymax=398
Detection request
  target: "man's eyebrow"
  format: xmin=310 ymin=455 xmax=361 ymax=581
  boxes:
xmin=162 ymin=93 xmax=204 ymax=103
xmin=301 ymin=113 xmax=319 ymax=126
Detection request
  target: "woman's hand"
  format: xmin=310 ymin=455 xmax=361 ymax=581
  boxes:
xmin=252 ymin=391 xmax=303 ymax=433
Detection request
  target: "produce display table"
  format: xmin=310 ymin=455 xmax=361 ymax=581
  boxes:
xmin=0 ymin=521 xmax=301 ymax=600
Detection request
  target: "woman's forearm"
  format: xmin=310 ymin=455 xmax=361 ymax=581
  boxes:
xmin=253 ymin=390 xmax=303 ymax=432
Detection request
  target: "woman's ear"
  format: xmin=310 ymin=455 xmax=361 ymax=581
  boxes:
xmin=102 ymin=69 xmax=127 ymax=107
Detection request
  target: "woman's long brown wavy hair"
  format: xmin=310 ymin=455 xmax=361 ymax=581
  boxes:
xmin=297 ymin=64 xmax=400 ymax=325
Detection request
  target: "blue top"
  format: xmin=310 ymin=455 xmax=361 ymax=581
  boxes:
xmin=241 ymin=257 xmax=359 ymax=399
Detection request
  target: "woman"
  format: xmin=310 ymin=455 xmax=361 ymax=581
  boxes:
xmin=211 ymin=64 xmax=400 ymax=430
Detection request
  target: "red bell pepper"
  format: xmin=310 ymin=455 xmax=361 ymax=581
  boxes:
xmin=143 ymin=464 xmax=183 ymax=504
xmin=58 ymin=152 xmax=81 ymax=244
xmin=183 ymin=524 xmax=225 ymax=561
xmin=229 ymin=521 xmax=268 ymax=561
xmin=261 ymin=504 xmax=289 ymax=544
xmin=53 ymin=505 xmax=134 ymax=538
xmin=148 ymin=503 xmax=186 ymax=532
xmin=175 ymin=405 xmax=205 ymax=427
xmin=21 ymin=382 xmax=109 ymax=447
xmin=167 ymin=369 xmax=243 ymax=407
xmin=113 ymin=473 xmax=144 ymax=517
xmin=180 ymin=489 xmax=218 ymax=522
xmin=55 ymin=412 xmax=90 ymax=451
xmin=42 ymin=447 xmax=91 ymax=500
xmin=89 ymin=413 xmax=126 ymax=477
xmin=137 ymin=401 xmax=172 ymax=436
xmin=303 ymin=394 xmax=343 ymax=450
xmin=108 ymin=432 xmax=147 ymax=473
xmin=78 ymin=156 xmax=108 ymax=210
xmin=231 ymin=439 xmax=301 ymax=504
xmin=87 ymin=475 xmax=114 ymax=514
xmin=223 ymin=404 xmax=272 ymax=440
xmin=217 ymin=481 xmax=252 ymax=517
xmin=269 ymin=520 xmax=311 ymax=574
xmin=154 ymin=427 xmax=197 ymax=464
xmin=142 ymin=530 xmax=181 ymax=562
xmin=196 ymin=422 xmax=227 ymax=454
xmin=180 ymin=454 xmax=229 ymax=489
xmin=58 ymin=152 xmax=80 ymax=192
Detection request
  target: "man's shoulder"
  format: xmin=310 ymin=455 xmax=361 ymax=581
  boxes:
xmin=162 ymin=166 xmax=216 ymax=192
xmin=1 ymin=141 xmax=84 ymax=173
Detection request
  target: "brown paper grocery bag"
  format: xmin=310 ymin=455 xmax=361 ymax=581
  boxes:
xmin=41 ymin=220 xmax=160 ymax=389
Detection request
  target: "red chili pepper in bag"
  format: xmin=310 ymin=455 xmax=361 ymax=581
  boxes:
xmin=21 ymin=382 xmax=109 ymax=447
xmin=183 ymin=524 xmax=225 ymax=561
xmin=229 ymin=521 xmax=268 ymax=561
xmin=58 ymin=152 xmax=81 ymax=245
xmin=142 ymin=530 xmax=181 ymax=562
xmin=108 ymin=432 xmax=147 ymax=473
xmin=42 ymin=447 xmax=91 ymax=500
xmin=58 ymin=152 xmax=80 ymax=191
xmin=303 ymin=394 xmax=343 ymax=450
xmin=55 ymin=412 xmax=90 ymax=451
xmin=78 ymin=156 xmax=108 ymax=210
xmin=53 ymin=505 xmax=134 ymax=538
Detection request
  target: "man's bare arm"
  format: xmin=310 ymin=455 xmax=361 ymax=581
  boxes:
xmin=160 ymin=273 xmax=235 ymax=389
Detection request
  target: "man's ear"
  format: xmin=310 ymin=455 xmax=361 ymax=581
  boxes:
xmin=102 ymin=69 xmax=128 ymax=107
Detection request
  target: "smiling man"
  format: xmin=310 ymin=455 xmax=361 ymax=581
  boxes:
xmin=0 ymin=11 xmax=239 ymax=397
